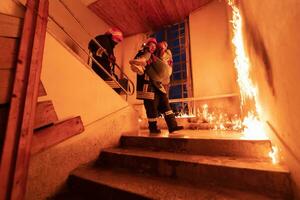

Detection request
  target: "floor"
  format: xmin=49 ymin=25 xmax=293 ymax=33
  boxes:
xmin=133 ymin=129 xmax=265 ymax=140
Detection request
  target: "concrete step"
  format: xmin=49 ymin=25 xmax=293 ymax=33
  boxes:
xmin=97 ymin=148 xmax=292 ymax=199
xmin=120 ymin=135 xmax=272 ymax=160
xmin=68 ymin=165 xmax=276 ymax=200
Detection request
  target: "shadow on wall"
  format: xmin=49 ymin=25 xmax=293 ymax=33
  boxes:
xmin=65 ymin=38 xmax=81 ymax=55
xmin=240 ymin=5 xmax=276 ymax=97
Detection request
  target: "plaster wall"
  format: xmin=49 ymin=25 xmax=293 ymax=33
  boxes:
xmin=239 ymin=0 xmax=300 ymax=198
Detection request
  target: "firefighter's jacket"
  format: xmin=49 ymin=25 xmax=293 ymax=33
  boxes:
xmin=88 ymin=34 xmax=116 ymax=80
xmin=135 ymin=49 xmax=166 ymax=100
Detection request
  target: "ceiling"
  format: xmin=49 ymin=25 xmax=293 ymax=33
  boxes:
xmin=85 ymin=0 xmax=213 ymax=36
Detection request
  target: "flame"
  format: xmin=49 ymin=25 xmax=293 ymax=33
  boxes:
xmin=269 ymin=146 xmax=279 ymax=164
xmin=228 ymin=0 xmax=279 ymax=162
xmin=228 ymin=0 xmax=267 ymax=139
xmin=241 ymin=112 xmax=267 ymax=140
xmin=176 ymin=113 xmax=196 ymax=118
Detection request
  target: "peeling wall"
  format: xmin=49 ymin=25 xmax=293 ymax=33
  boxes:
xmin=239 ymin=0 xmax=300 ymax=198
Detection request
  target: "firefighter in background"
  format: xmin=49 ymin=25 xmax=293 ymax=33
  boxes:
xmin=130 ymin=38 xmax=183 ymax=134
xmin=88 ymin=27 xmax=123 ymax=83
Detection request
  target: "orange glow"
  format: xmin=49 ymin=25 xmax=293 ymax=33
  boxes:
xmin=269 ymin=146 xmax=279 ymax=164
xmin=228 ymin=0 xmax=278 ymax=161
xmin=228 ymin=0 xmax=267 ymax=139
xmin=176 ymin=113 xmax=196 ymax=118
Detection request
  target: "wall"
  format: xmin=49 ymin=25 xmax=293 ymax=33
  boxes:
xmin=44 ymin=0 xmax=110 ymax=61
xmin=189 ymin=0 xmax=238 ymax=98
xmin=189 ymin=0 xmax=240 ymax=116
xmin=26 ymin=32 xmax=139 ymax=200
xmin=239 ymin=0 xmax=300 ymax=198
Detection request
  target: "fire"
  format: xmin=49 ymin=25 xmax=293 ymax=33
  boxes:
xmin=228 ymin=0 xmax=278 ymax=160
xmin=269 ymin=146 xmax=279 ymax=164
xmin=228 ymin=0 xmax=267 ymax=139
xmin=241 ymin=112 xmax=267 ymax=140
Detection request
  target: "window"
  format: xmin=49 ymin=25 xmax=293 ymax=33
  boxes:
xmin=152 ymin=20 xmax=193 ymax=115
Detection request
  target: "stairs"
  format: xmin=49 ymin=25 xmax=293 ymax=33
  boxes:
xmin=63 ymin=131 xmax=293 ymax=199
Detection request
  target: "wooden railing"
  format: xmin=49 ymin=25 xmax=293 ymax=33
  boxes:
xmin=0 ymin=0 xmax=49 ymax=199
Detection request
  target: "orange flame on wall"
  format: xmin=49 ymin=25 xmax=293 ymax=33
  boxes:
xmin=227 ymin=0 xmax=267 ymax=140
xmin=228 ymin=0 xmax=279 ymax=163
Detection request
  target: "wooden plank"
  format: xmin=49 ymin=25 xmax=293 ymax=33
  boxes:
xmin=34 ymin=100 xmax=58 ymax=129
xmin=0 ymin=37 xmax=19 ymax=69
xmin=38 ymin=80 xmax=47 ymax=96
xmin=31 ymin=116 xmax=84 ymax=154
xmin=0 ymin=0 xmax=49 ymax=199
xmin=0 ymin=13 xmax=23 ymax=37
xmin=0 ymin=69 xmax=15 ymax=104
xmin=11 ymin=0 xmax=49 ymax=198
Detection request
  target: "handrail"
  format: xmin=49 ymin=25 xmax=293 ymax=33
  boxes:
xmin=12 ymin=0 xmax=135 ymax=96
xmin=57 ymin=0 xmax=135 ymax=96
xmin=57 ymin=0 xmax=135 ymax=86
xmin=48 ymin=16 xmax=134 ymax=96
xmin=132 ymin=93 xmax=240 ymax=106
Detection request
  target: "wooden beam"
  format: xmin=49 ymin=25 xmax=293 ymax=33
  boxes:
xmin=0 ymin=0 xmax=49 ymax=199
xmin=34 ymin=100 xmax=58 ymax=129
xmin=31 ymin=116 xmax=84 ymax=155
xmin=0 ymin=13 xmax=23 ymax=38
xmin=0 ymin=37 xmax=19 ymax=69
xmin=11 ymin=0 xmax=49 ymax=198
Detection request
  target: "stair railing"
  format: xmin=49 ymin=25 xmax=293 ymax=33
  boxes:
xmin=57 ymin=0 xmax=135 ymax=96
xmin=12 ymin=0 xmax=135 ymax=97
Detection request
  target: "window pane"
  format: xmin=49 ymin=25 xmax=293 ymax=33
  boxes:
xmin=153 ymin=21 xmax=190 ymax=100
xmin=168 ymin=30 xmax=178 ymax=39
xmin=156 ymin=31 xmax=164 ymax=41
xmin=169 ymin=85 xmax=182 ymax=99
xmin=173 ymin=54 xmax=180 ymax=63
xmin=171 ymin=47 xmax=180 ymax=55
xmin=173 ymin=63 xmax=180 ymax=71
xmin=173 ymin=72 xmax=181 ymax=80
xmin=169 ymin=39 xmax=179 ymax=47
